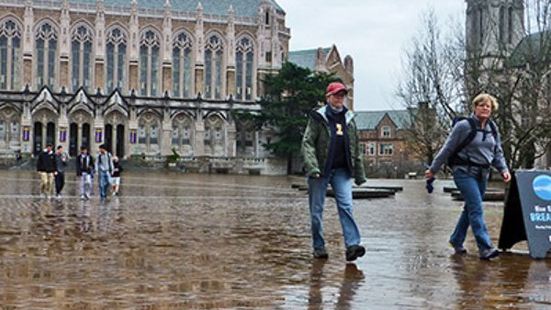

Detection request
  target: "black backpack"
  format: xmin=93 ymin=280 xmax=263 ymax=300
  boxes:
xmin=447 ymin=116 xmax=498 ymax=168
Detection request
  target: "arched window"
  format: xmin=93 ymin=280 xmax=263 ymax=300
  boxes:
xmin=172 ymin=32 xmax=193 ymax=98
xmin=204 ymin=34 xmax=224 ymax=99
xmin=0 ymin=19 xmax=22 ymax=90
xmin=204 ymin=115 xmax=225 ymax=156
xmin=478 ymin=8 xmax=484 ymax=46
xmin=71 ymin=24 xmax=94 ymax=92
xmin=35 ymin=22 xmax=57 ymax=89
xmin=139 ymin=29 xmax=160 ymax=97
xmin=499 ymin=7 xmax=506 ymax=44
xmin=508 ymin=7 xmax=514 ymax=44
xmin=236 ymin=121 xmax=255 ymax=156
xmin=106 ymin=27 xmax=127 ymax=94
xmin=172 ymin=114 xmax=194 ymax=156
xmin=235 ymin=36 xmax=254 ymax=100
xmin=138 ymin=112 xmax=161 ymax=154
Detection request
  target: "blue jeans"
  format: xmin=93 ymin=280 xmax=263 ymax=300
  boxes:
xmin=98 ymin=171 xmax=110 ymax=199
xmin=307 ymin=168 xmax=361 ymax=250
xmin=449 ymin=169 xmax=493 ymax=252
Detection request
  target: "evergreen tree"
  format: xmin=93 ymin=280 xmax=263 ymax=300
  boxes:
xmin=237 ymin=62 xmax=334 ymax=174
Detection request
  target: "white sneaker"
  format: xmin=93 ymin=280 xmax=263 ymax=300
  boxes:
xmin=80 ymin=195 xmax=86 ymax=200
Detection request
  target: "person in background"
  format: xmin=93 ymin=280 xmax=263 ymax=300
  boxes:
xmin=54 ymin=145 xmax=69 ymax=198
xmin=301 ymin=81 xmax=367 ymax=262
xmin=76 ymin=146 xmax=94 ymax=200
xmin=111 ymin=156 xmax=123 ymax=196
xmin=95 ymin=144 xmax=114 ymax=201
xmin=36 ymin=143 xmax=56 ymax=199
xmin=425 ymin=93 xmax=511 ymax=260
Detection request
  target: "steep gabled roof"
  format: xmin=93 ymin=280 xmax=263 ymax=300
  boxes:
xmin=508 ymin=30 xmax=551 ymax=67
xmin=69 ymin=0 xmax=284 ymax=18
xmin=355 ymin=110 xmax=412 ymax=131
xmin=288 ymin=47 xmax=331 ymax=71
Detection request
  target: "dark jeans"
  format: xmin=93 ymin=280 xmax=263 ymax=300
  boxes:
xmin=449 ymin=169 xmax=493 ymax=253
xmin=55 ymin=172 xmax=65 ymax=195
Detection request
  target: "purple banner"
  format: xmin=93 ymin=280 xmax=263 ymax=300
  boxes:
xmin=59 ymin=128 xmax=67 ymax=143
xmin=95 ymin=128 xmax=103 ymax=143
xmin=130 ymin=130 xmax=137 ymax=144
xmin=22 ymin=126 xmax=30 ymax=141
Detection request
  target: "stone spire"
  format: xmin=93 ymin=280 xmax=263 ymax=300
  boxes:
xmin=95 ymin=0 xmax=106 ymax=59
xmin=129 ymin=0 xmax=139 ymax=60
xmin=195 ymin=2 xmax=204 ymax=64
xmin=60 ymin=0 xmax=71 ymax=58
xmin=163 ymin=0 xmax=173 ymax=63
xmin=23 ymin=0 xmax=34 ymax=55
xmin=227 ymin=5 xmax=236 ymax=67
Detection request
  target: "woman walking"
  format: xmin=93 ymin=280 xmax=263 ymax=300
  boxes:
xmin=425 ymin=93 xmax=511 ymax=260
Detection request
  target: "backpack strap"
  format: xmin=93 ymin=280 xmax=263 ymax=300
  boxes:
xmin=447 ymin=117 xmax=477 ymax=166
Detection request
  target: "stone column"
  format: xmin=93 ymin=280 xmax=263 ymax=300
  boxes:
xmin=59 ymin=0 xmax=71 ymax=92
xmin=194 ymin=111 xmax=205 ymax=156
xmin=128 ymin=0 xmax=139 ymax=94
xmin=23 ymin=1 xmax=34 ymax=89
xmin=127 ymin=106 xmax=138 ymax=156
xmin=226 ymin=69 xmax=235 ymax=99
xmin=95 ymin=0 xmax=106 ymax=94
xmin=226 ymin=120 xmax=236 ymax=157
xmin=194 ymin=66 xmax=204 ymax=96
xmin=21 ymin=103 xmax=32 ymax=154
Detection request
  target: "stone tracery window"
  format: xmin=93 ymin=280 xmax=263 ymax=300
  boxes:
xmin=172 ymin=114 xmax=194 ymax=156
xmin=204 ymin=34 xmax=224 ymax=99
xmin=235 ymin=36 xmax=254 ymax=100
xmin=138 ymin=112 xmax=161 ymax=154
xmin=172 ymin=31 xmax=193 ymax=98
xmin=106 ymin=27 xmax=127 ymax=94
xmin=204 ymin=115 xmax=225 ymax=156
xmin=71 ymin=24 xmax=94 ymax=92
xmin=35 ymin=22 xmax=57 ymax=89
xmin=139 ymin=29 xmax=160 ymax=97
xmin=0 ymin=108 xmax=20 ymax=147
xmin=0 ymin=18 xmax=21 ymax=91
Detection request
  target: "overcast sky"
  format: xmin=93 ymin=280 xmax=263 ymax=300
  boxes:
xmin=277 ymin=0 xmax=466 ymax=111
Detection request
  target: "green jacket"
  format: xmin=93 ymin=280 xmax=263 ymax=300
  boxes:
xmin=301 ymin=105 xmax=366 ymax=185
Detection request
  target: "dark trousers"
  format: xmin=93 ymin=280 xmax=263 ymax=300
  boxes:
xmin=55 ymin=172 xmax=65 ymax=195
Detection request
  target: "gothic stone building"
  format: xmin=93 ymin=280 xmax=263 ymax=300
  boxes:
xmin=0 ymin=0 xmax=290 ymax=173
xmin=465 ymin=0 xmax=551 ymax=168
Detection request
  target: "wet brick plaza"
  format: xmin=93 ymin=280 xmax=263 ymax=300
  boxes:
xmin=0 ymin=170 xmax=550 ymax=309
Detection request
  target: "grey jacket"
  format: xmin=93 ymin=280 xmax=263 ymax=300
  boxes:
xmin=430 ymin=114 xmax=509 ymax=175
xmin=55 ymin=152 xmax=69 ymax=173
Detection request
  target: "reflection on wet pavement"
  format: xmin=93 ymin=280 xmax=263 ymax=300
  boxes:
xmin=0 ymin=171 xmax=549 ymax=308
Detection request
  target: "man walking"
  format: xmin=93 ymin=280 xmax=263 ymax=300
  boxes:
xmin=76 ymin=146 xmax=94 ymax=200
xmin=54 ymin=145 xmax=69 ymax=198
xmin=36 ymin=143 xmax=56 ymax=199
xmin=95 ymin=144 xmax=114 ymax=201
xmin=301 ymin=81 xmax=367 ymax=261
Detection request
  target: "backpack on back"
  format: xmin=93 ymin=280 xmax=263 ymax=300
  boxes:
xmin=446 ymin=116 xmax=498 ymax=168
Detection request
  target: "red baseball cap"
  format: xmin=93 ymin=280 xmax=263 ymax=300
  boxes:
xmin=326 ymin=82 xmax=348 ymax=96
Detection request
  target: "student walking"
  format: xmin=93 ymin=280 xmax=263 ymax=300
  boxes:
xmin=54 ymin=145 xmax=69 ymax=198
xmin=111 ymin=156 xmax=123 ymax=196
xmin=36 ymin=143 xmax=56 ymax=199
xmin=76 ymin=146 xmax=94 ymax=200
xmin=95 ymin=144 xmax=114 ymax=201
xmin=301 ymin=81 xmax=367 ymax=262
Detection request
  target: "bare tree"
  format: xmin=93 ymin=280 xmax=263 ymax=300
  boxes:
xmin=397 ymin=9 xmax=464 ymax=165
xmin=398 ymin=1 xmax=551 ymax=169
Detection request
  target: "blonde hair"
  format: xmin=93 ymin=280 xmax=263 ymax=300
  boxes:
xmin=472 ymin=93 xmax=499 ymax=111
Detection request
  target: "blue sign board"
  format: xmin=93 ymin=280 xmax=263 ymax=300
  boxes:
xmin=499 ymin=170 xmax=551 ymax=259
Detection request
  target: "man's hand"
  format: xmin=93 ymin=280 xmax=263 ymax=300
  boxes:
xmin=501 ymin=171 xmax=511 ymax=183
